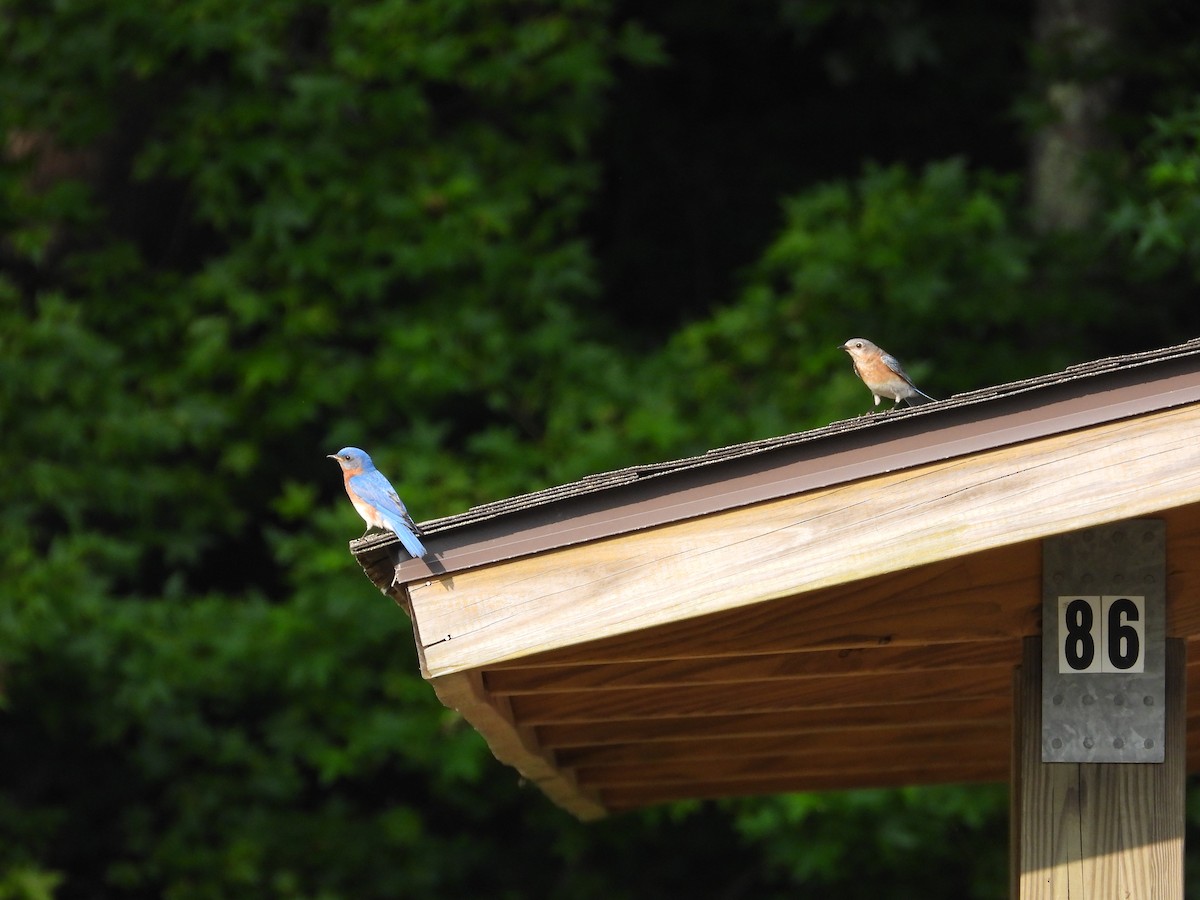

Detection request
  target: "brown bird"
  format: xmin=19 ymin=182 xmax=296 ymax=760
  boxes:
xmin=840 ymin=337 xmax=934 ymax=409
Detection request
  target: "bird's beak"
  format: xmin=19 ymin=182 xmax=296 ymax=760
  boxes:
xmin=326 ymin=454 xmax=339 ymax=460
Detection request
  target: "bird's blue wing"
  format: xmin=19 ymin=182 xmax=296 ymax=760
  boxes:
xmin=349 ymin=471 xmax=427 ymax=558
xmin=881 ymin=352 xmax=915 ymax=385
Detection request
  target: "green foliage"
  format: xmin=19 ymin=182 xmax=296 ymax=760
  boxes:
xmin=0 ymin=1 xmax=663 ymax=896
xmin=729 ymin=786 xmax=1009 ymax=899
xmin=4 ymin=0 xmax=1200 ymax=898
xmin=0 ymin=867 xmax=62 ymax=900
xmin=1110 ymin=98 xmax=1200 ymax=276
xmin=604 ymin=159 xmax=1097 ymax=449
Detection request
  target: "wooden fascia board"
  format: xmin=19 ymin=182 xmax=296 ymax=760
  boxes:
xmin=407 ymin=401 xmax=1200 ymax=678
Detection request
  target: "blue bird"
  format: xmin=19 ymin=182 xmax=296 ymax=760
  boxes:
xmin=327 ymin=447 xmax=427 ymax=559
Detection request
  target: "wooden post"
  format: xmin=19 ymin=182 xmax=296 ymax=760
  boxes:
xmin=1013 ymin=519 xmax=1185 ymax=898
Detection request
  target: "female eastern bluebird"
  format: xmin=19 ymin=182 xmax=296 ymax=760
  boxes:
xmin=327 ymin=447 xmax=428 ymax=559
xmin=840 ymin=337 xmax=934 ymax=409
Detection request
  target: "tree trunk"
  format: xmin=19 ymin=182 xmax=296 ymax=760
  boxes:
xmin=1029 ymin=0 xmax=1119 ymax=232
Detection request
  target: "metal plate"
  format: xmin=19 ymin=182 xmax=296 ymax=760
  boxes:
xmin=1042 ymin=520 xmax=1165 ymax=763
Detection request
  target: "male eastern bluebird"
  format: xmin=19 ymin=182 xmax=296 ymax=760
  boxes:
xmin=327 ymin=447 xmax=428 ymax=559
xmin=840 ymin=337 xmax=934 ymax=409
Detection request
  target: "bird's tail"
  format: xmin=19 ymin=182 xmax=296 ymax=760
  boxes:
xmin=905 ymin=389 xmax=935 ymax=406
xmin=384 ymin=514 xmax=428 ymax=559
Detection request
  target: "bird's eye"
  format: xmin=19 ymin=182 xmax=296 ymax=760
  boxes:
xmin=855 ymin=341 xmax=863 ymax=348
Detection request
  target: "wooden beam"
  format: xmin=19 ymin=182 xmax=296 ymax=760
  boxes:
xmin=1165 ymin=504 xmax=1200 ymax=642
xmin=1013 ymin=638 xmax=1185 ymax=898
xmin=483 ymin=639 xmax=1022 ymax=694
xmin=536 ymin=696 xmax=1013 ymax=747
xmin=573 ymin=737 xmax=1009 ymax=788
xmin=509 ymin=666 xmax=1012 ymax=725
xmin=410 ymin=404 xmax=1200 ymax=677
xmin=556 ymin=720 xmax=1010 ymax=767
xmin=428 ymin=672 xmax=608 ymax=821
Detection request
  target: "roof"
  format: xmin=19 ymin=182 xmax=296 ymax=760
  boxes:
xmin=357 ymin=336 xmax=1200 ymax=584
xmin=349 ymin=338 xmax=1200 ymax=819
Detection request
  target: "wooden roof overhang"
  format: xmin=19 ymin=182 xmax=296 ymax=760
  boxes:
xmin=351 ymin=339 xmax=1200 ymax=820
